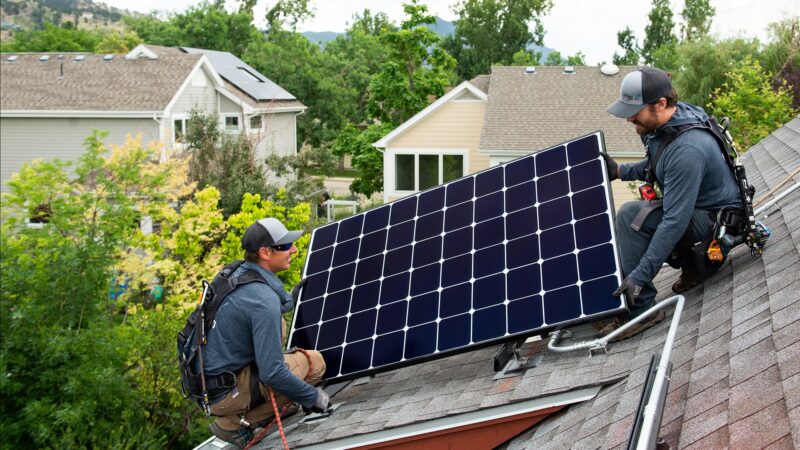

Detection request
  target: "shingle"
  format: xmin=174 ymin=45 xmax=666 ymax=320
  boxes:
xmin=729 ymin=335 xmax=777 ymax=385
xmin=777 ymin=340 xmax=800 ymax=380
xmin=729 ymin=364 xmax=785 ymax=422
xmin=677 ymin=400 xmax=729 ymax=448
xmin=683 ymin=378 xmax=729 ymax=420
xmin=729 ymin=400 xmax=791 ymax=448
xmin=681 ymin=426 xmax=728 ymax=450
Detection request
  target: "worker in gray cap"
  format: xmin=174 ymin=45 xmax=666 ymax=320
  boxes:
xmin=203 ymin=217 xmax=329 ymax=447
xmin=598 ymin=67 xmax=741 ymax=338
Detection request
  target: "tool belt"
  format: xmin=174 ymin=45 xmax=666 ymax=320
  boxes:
xmin=186 ymin=370 xmax=237 ymax=403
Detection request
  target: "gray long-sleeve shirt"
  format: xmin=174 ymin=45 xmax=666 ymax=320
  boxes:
xmin=619 ymin=102 xmax=741 ymax=284
xmin=202 ymin=261 xmax=318 ymax=409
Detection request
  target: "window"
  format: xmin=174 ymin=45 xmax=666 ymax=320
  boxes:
xmin=223 ymin=115 xmax=240 ymax=132
xmin=172 ymin=116 xmax=188 ymax=144
xmin=249 ymin=115 xmax=263 ymax=131
xmin=394 ymin=153 xmax=465 ymax=191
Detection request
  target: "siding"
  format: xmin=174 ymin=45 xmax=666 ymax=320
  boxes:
xmin=254 ymin=112 xmax=297 ymax=159
xmin=219 ymin=94 xmax=242 ymax=114
xmin=166 ymin=69 xmax=220 ymax=145
xmin=1 ymin=117 xmax=159 ymax=190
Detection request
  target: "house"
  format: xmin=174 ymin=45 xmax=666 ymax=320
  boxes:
xmin=201 ymin=117 xmax=800 ymax=449
xmin=0 ymin=44 xmax=305 ymax=190
xmin=374 ymin=65 xmax=647 ymax=207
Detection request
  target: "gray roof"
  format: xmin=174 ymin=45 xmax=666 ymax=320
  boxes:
xmin=182 ymin=47 xmax=296 ymax=102
xmin=248 ymin=117 xmax=800 ymax=449
xmin=0 ymin=52 xmax=202 ymax=111
xmin=479 ymin=66 xmax=645 ymax=154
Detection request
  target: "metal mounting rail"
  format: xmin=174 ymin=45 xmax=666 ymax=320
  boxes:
xmin=754 ymin=181 xmax=799 ymax=217
xmin=547 ymin=295 xmax=685 ymax=450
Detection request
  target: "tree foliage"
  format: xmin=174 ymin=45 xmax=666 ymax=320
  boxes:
xmin=543 ymin=50 xmax=587 ymax=66
xmin=443 ymin=0 xmax=551 ymax=80
xmin=332 ymin=123 xmax=394 ymax=198
xmin=642 ymin=0 xmax=678 ymax=67
xmin=761 ymin=17 xmax=800 ymax=108
xmin=613 ymin=26 xmax=641 ymax=65
xmin=680 ymin=0 xmax=714 ymax=42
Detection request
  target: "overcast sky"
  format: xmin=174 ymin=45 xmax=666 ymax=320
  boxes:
xmin=103 ymin=0 xmax=799 ymax=65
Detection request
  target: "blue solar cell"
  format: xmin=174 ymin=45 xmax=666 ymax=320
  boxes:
xmin=543 ymin=285 xmax=581 ymax=324
xmin=296 ymin=297 xmax=324 ymax=326
xmin=506 ymin=263 xmax=541 ymax=300
xmin=536 ymin=145 xmax=566 ymax=177
xmin=446 ymin=177 xmax=474 ymax=206
xmin=505 ymin=180 xmax=536 ymax=213
xmin=317 ymin=316 xmax=347 ymax=350
xmin=578 ymin=243 xmax=617 ymax=281
xmin=437 ymin=313 xmax=471 ymax=351
xmin=472 ymin=305 xmax=506 ymax=342
xmin=575 ymin=213 xmax=612 ymax=249
xmin=567 ymin=135 xmax=599 ymax=166
xmin=346 ymin=310 xmax=377 ymax=342
xmin=292 ymin=325 xmax=319 ymax=351
xmin=569 ymin=159 xmax=604 ymax=192
xmin=321 ymin=289 xmax=351 ymax=321
xmin=372 ymin=331 xmax=404 ymax=367
xmin=379 ymin=273 xmax=409 ymax=304
xmin=390 ymin=196 xmax=418 ymax=224
xmin=407 ymin=291 xmax=439 ymax=326
xmin=332 ymin=238 xmax=359 ymax=267
xmin=504 ymin=156 xmax=534 ymax=187
xmin=441 ymin=253 xmax=472 ymax=287
xmin=475 ymin=167 xmax=504 ymax=197
xmin=320 ymin=346 xmax=342 ymax=379
xmin=442 ymin=227 xmax=472 ymax=258
xmin=475 ymin=191 xmax=504 ymax=222
xmin=507 ymin=295 xmax=543 ymax=333
xmin=387 ymin=220 xmax=414 ymax=250
xmin=341 ymin=339 xmax=373 ymax=374
xmin=359 ymin=230 xmax=386 ymax=258
xmin=537 ymin=170 xmax=570 ymax=203
xmin=444 ymin=201 xmax=473 ymax=232
xmin=412 ymin=236 xmax=442 ymax=267
xmin=376 ymin=300 xmax=407 ymax=334
xmin=405 ymin=323 xmax=437 ymax=358
xmin=417 ymin=186 xmax=445 ymax=216
xmin=572 ymin=185 xmax=608 ymax=220
xmin=581 ymin=276 xmax=622 ymax=315
xmin=506 ymin=234 xmax=539 ymax=269
xmin=303 ymin=272 xmax=329 ymax=299
xmin=337 ymin=215 xmax=363 ymax=242
xmin=473 ymin=244 xmax=505 ymax=278
xmin=440 ymin=282 xmax=471 ymax=318
xmin=541 ymin=254 xmax=578 ymax=291
xmin=328 ymin=263 xmax=356 ymax=292
xmin=305 ymin=246 xmax=333 ymax=275
xmin=311 ymin=223 xmax=338 ymax=250
xmin=383 ymin=245 xmax=413 ymax=276
xmin=355 ymin=254 xmax=383 ymax=285
xmin=415 ymin=211 xmax=443 ymax=241
xmin=351 ymin=281 xmax=380 ymax=313
xmin=505 ymin=206 xmax=537 ymax=240
xmin=363 ymin=205 xmax=390 ymax=234
xmin=409 ymin=262 xmax=441 ymax=295
xmin=540 ymin=224 xmax=575 ymax=259
xmin=472 ymin=273 xmax=505 ymax=309
xmin=474 ymin=217 xmax=505 ymax=250
xmin=538 ymin=196 xmax=572 ymax=230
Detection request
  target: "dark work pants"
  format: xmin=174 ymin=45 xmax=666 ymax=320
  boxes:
xmin=615 ymin=201 xmax=714 ymax=317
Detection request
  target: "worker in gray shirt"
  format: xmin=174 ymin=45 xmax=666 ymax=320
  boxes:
xmin=600 ymin=67 xmax=740 ymax=337
xmin=205 ymin=218 xmax=329 ymax=448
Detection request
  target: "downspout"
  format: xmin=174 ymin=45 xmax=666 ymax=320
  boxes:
xmin=153 ymin=113 xmax=165 ymax=163
xmin=294 ymin=109 xmax=305 ymax=156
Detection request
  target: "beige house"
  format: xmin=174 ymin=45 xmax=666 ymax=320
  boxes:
xmin=0 ymin=44 xmax=305 ymax=190
xmin=374 ymin=65 xmax=646 ymax=208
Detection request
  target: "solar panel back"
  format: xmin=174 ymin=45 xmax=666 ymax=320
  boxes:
xmin=288 ymin=132 xmax=625 ymax=382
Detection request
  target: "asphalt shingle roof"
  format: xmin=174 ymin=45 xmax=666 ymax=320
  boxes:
xmin=0 ymin=52 xmax=202 ymax=111
xmin=249 ymin=117 xmax=800 ymax=449
xmin=479 ymin=66 xmax=645 ymax=154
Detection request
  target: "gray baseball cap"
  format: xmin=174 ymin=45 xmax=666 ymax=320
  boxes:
xmin=241 ymin=218 xmax=303 ymax=252
xmin=607 ymin=67 xmax=673 ymax=118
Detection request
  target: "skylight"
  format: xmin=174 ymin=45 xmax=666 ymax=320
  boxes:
xmin=237 ymin=67 xmax=263 ymax=82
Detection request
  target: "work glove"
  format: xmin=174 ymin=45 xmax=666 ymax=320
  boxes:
xmin=599 ymin=151 xmax=619 ymax=181
xmin=305 ymin=386 xmax=330 ymax=414
xmin=613 ymin=276 xmax=642 ymax=308
xmin=290 ymin=278 xmax=308 ymax=306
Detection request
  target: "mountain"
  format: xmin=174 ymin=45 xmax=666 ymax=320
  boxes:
xmin=301 ymin=16 xmax=454 ymax=47
xmin=1 ymin=0 xmax=134 ymax=39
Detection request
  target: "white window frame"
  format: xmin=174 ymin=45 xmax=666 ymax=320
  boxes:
xmin=221 ymin=114 xmax=241 ymax=133
xmin=172 ymin=114 xmax=189 ymax=146
xmin=385 ymin=148 xmax=469 ymax=198
xmin=248 ymin=114 xmax=263 ymax=133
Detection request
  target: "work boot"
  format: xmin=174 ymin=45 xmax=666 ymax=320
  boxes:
xmin=209 ymin=421 xmax=253 ymax=449
xmin=672 ymin=269 xmax=699 ymax=293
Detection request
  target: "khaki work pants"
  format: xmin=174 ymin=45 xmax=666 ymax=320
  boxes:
xmin=210 ymin=349 xmax=326 ymax=431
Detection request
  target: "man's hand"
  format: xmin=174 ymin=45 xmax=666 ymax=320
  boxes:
xmin=613 ymin=276 xmax=642 ymax=307
xmin=290 ymin=278 xmax=308 ymax=305
xmin=600 ymin=151 xmax=619 ymax=181
xmin=307 ymin=387 xmax=330 ymax=414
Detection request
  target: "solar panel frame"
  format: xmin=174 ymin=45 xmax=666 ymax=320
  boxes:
xmin=288 ymin=132 xmax=626 ymax=383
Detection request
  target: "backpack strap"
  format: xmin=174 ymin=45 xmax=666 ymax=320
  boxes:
xmin=644 ymin=123 xmax=706 ymax=186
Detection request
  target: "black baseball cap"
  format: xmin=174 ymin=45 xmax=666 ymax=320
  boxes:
xmin=607 ymin=67 xmax=673 ymax=118
xmin=241 ymin=218 xmax=303 ymax=252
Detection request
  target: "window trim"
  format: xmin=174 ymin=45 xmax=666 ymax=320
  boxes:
xmin=386 ymin=148 xmax=469 ymax=198
xmin=221 ymin=114 xmax=241 ymax=133
xmin=172 ymin=114 xmax=189 ymax=146
xmin=248 ymin=114 xmax=263 ymax=133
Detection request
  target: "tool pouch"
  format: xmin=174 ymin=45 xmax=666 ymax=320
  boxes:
xmin=691 ymin=236 xmax=724 ymax=282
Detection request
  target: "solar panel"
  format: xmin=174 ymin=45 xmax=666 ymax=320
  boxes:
xmin=288 ymin=132 xmax=625 ymax=382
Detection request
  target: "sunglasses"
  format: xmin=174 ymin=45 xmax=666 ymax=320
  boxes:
xmin=270 ymin=242 xmax=294 ymax=252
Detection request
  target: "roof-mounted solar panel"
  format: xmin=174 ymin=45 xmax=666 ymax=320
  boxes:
xmin=288 ymin=132 xmax=625 ymax=382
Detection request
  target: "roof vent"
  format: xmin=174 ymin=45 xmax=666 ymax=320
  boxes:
xmin=7 ymin=55 xmax=18 ymax=63
xmin=57 ymin=54 xmax=64 ymax=60
xmin=103 ymin=54 xmax=114 ymax=61
xmin=600 ymin=64 xmax=620 ymax=76
xmin=563 ymin=65 xmax=575 ymax=74
xmin=39 ymin=55 xmax=50 ymax=62
xmin=525 ymin=66 xmax=536 ymax=74
xmin=74 ymin=54 xmax=85 ymax=62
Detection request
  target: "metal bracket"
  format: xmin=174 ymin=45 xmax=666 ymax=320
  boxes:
xmin=493 ymin=339 xmax=542 ymax=380
xmin=300 ymin=402 xmax=344 ymax=424
xmin=588 ymin=341 xmax=608 ymax=357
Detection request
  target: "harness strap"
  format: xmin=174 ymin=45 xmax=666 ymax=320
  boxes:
xmin=630 ymin=201 xmax=663 ymax=231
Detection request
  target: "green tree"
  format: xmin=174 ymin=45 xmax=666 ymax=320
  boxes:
xmin=642 ymin=0 xmax=678 ymax=67
xmin=443 ymin=0 xmax=552 ymax=80
xmin=0 ymin=22 xmax=101 ymax=52
xmin=680 ymin=0 xmax=715 ymax=42
xmin=612 ymin=26 xmax=641 ymax=65
xmin=94 ymin=30 xmax=143 ymax=53
xmin=708 ymin=57 xmax=797 ymax=150
xmin=761 ymin=17 xmax=800 ymax=108
xmin=366 ymin=0 xmax=457 ymax=126
xmin=332 ymin=123 xmax=394 ymax=198
xmin=543 ymin=50 xmax=587 ymax=66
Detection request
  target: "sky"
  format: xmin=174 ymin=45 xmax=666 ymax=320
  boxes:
xmin=103 ymin=0 xmax=799 ymax=65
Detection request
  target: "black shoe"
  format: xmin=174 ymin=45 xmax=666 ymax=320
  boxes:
xmin=672 ymin=270 xmax=699 ymax=293
xmin=209 ymin=421 xmax=254 ymax=449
